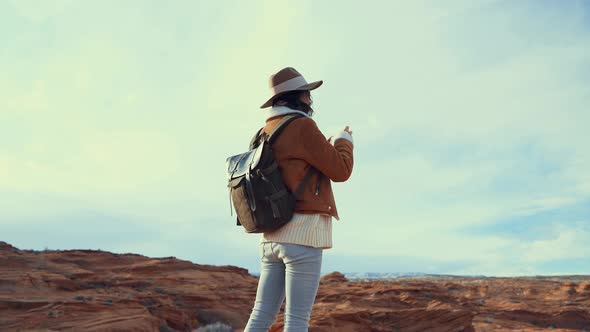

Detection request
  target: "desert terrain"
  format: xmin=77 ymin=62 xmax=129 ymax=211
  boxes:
xmin=1 ymin=241 xmax=589 ymax=331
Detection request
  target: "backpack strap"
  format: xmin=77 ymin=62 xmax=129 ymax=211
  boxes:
xmin=266 ymin=114 xmax=304 ymax=145
xmin=260 ymin=114 xmax=319 ymax=198
xmin=248 ymin=114 xmax=301 ymax=149
xmin=293 ymin=167 xmax=316 ymax=199
xmin=249 ymin=128 xmax=263 ymax=150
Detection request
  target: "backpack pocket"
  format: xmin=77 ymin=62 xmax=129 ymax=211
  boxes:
xmin=229 ymin=176 xmax=258 ymax=232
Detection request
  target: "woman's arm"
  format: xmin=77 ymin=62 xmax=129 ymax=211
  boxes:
xmin=298 ymin=118 xmax=354 ymax=182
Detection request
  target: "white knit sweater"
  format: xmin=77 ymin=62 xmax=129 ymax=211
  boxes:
xmin=261 ymin=213 xmax=334 ymax=249
xmin=259 ymin=106 xmax=352 ymax=249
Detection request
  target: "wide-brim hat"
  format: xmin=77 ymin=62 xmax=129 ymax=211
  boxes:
xmin=260 ymin=67 xmax=323 ymax=108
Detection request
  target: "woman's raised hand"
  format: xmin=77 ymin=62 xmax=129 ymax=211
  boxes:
xmin=344 ymin=126 xmax=353 ymax=135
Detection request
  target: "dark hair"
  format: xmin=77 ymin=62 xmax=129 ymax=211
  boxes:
xmin=272 ymin=90 xmax=314 ymax=116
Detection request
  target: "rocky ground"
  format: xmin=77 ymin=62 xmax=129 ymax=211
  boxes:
xmin=1 ymin=241 xmax=589 ymax=331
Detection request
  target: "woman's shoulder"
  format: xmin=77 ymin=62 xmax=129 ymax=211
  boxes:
xmin=267 ymin=114 xmax=317 ymax=132
xmin=289 ymin=115 xmax=318 ymax=131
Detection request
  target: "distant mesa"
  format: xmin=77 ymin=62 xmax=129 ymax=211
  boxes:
xmin=320 ymin=271 xmax=348 ymax=283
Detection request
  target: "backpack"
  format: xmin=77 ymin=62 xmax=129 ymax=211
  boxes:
xmin=226 ymin=114 xmax=317 ymax=233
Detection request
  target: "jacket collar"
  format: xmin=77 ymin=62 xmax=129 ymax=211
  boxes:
xmin=265 ymin=105 xmax=311 ymax=122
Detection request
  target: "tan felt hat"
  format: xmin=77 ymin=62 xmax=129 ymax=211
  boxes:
xmin=260 ymin=67 xmax=323 ymax=108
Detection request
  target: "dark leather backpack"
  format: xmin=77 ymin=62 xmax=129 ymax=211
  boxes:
xmin=226 ymin=114 xmax=316 ymax=233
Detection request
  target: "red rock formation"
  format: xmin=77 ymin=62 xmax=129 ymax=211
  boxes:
xmin=0 ymin=241 xmax=257 ymax=331
xmin=1 ymin=241 xmax=589 ymax=331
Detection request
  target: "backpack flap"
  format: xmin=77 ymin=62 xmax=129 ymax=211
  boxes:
xmin=226 ymin=140 xmax=266 ymax=181
xmin=226 ymin=140 xmax=266 ymax=213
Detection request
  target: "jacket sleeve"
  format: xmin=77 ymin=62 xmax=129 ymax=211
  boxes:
xmin=298 ymin=117 xmax=354 ymax=182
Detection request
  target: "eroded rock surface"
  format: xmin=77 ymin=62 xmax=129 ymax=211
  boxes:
xmin=0 ymin=241 xmax=256 ymax=331
xmin=1 ymin=241 xmax=589 ymax=331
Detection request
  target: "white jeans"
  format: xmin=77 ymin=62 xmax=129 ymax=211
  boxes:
xmin=244 ymin=242 xmax=323 ymax=332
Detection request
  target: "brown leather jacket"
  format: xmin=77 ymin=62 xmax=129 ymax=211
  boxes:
xmin=262 ymin=115 xmax=354 ymax=220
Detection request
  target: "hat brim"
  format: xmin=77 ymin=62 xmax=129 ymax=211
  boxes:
xmin=260 ymin=80 xmax=323 ymax=109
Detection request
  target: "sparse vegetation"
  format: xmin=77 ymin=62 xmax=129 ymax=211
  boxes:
xmin=195 ymin=322 xmax=233 ymax=332
xmin=159 ymin=323 xmax=175 ymax=332
xmin=196 ymin=309 xmax=225 ymax=326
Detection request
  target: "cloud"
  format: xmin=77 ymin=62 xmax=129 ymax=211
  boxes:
xmin=519 ymin=224 xmax=590 ymax=263
xmin=6 ymin=0 xmax=76 ymax=23
xmin=1 ymin=0 xmax=589 ymax=275
xmin=0 ymin=130 xmax=184 ymax=197
xmin=2 ymin=207 xmax=161 ymax=251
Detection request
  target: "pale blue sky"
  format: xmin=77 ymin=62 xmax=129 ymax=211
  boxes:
xmin=1 ymin=0 xmax=589 ymax=276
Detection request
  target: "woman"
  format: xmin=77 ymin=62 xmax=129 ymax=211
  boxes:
xmin=244 ymin=67 xmax=354 ymax=332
